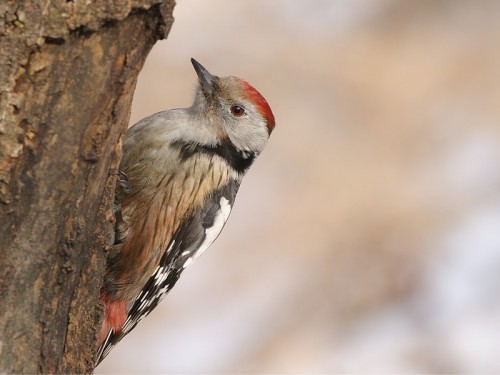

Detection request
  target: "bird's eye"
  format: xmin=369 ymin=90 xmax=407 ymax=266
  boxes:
xmin=230 ymin=105 xmax=245 ymax=117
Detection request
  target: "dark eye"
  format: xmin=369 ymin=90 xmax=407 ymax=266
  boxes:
xmin=230 ymin=105 xmax=245 ymax=117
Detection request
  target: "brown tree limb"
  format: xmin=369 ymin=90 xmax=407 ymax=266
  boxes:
xmin=0 ymin=1 xmax=175 ymax=372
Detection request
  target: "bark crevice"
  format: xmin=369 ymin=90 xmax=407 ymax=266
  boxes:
xmin=0 ymin=0 xmax=175 ymax=373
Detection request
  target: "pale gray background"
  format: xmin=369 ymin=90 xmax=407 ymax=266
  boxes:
xmin=97 ymin=0 xmax=500 ymax=372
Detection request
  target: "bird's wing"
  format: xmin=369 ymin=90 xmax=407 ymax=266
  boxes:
xmin=96 ymin=178 xmax=240 ymax=364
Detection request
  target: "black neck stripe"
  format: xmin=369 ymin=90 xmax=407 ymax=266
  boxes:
xmin=172 ymin=139 xmax=256 ymax=174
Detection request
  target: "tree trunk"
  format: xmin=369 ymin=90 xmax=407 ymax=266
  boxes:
xmin=0 ymin=1 xmax=175 ymax=373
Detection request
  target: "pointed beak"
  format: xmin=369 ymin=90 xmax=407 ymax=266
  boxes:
xmin=191 ymin=58 xmax=217 ymax=93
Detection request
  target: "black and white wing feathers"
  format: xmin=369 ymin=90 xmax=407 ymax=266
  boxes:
xmin=96 ymin=178 xmax=240 ymax=364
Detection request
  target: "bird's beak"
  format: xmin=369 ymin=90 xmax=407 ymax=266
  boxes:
xmin=191 ymin=58 xmax=216 ymax=93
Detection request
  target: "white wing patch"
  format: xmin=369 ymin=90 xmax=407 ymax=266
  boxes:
xmin=97 ymin=194 xmax=236 ymax=365
xmin=183 ymin=196 xmax=232 ymax=268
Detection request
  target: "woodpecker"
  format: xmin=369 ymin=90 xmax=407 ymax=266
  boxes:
xmin=96 ymin=58 xmax=275 ymax=364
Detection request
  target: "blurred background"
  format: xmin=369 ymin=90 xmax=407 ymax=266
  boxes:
xmin=97 ymin=0 xmax=500 ymax=373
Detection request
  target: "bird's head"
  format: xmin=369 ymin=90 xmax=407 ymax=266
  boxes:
xmin=190 ymin=58 xmax=275 ymax=157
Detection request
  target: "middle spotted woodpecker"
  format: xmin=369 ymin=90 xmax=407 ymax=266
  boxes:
xmin=96 ymin=58 xmax=275 ymax=364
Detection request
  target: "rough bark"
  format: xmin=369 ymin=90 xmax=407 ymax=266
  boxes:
xmin=0 ymin=1 xmax=175 ymax=373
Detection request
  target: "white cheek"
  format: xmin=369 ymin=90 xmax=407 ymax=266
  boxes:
xmin=227 ymin=117 xmax=269 ymax=153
